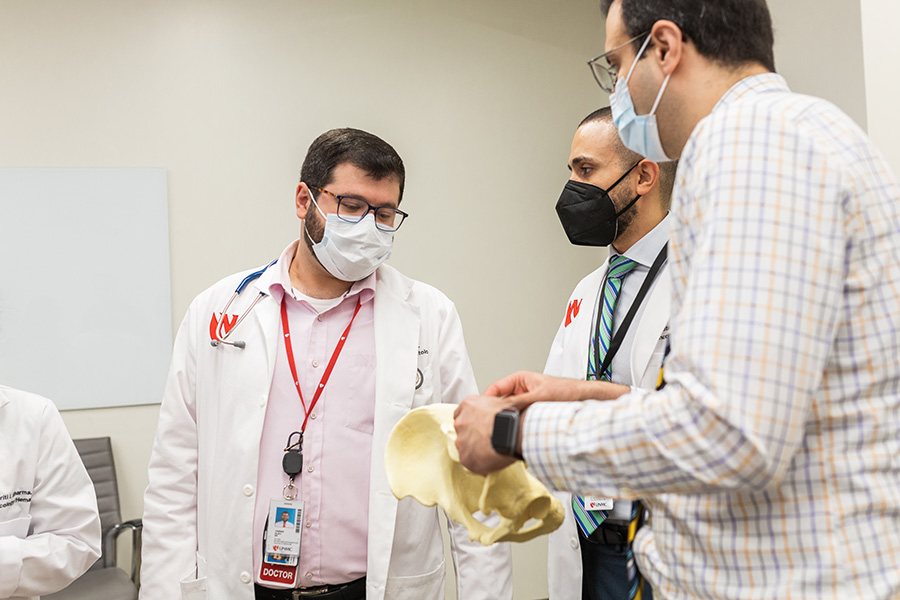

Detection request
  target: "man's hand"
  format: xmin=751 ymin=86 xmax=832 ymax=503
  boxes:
xmin=453 ymin=395 xmax=517 ymax=476
xmin=485 ymin=371 xmax=630 ymax=409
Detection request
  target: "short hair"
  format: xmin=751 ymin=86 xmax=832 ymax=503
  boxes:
xmin=580 ymin=107 xmax=677 ymax=209
xmin=601 ymin=0 xmax=776 ymax=73
xmin=580 ymin=107 xmax=641 ymax=169
xmin=300 ymin=128 xmax=406 ymax=201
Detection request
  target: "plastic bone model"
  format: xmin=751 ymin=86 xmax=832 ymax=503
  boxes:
xmin=385 ymin=404 xmax=565 ymax=545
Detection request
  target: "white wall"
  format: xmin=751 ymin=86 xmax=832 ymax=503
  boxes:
xmin=1 ymin=1 xmax=606 ymax=597
xmin=769 ymin=0 xmax=868 ymax=129
xmin=861 ymin=0 xmax=900 ymax=174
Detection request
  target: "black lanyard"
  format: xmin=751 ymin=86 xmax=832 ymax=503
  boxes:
xmin=592 ymin=244 xmax=668 ymax=381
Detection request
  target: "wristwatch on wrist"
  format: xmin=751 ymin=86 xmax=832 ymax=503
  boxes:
xmin=491 ymin=407 xmax=524 ymax=461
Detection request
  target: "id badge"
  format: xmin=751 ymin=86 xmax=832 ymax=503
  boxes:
xmin=258 ymin=499 xmax=304 ymax=588
xmin=584 ymin=496 xmax=614 ymax=511
xmin=265 ymin=499 xmax=303 ymax=557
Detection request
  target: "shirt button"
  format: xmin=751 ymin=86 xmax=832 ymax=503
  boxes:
xmin=310 ymin=413 xmax=317 ymax=420
xmin=240 ymin=571 xmax=252 ymax=584
xmin=312 ymin=360 xmax=319 ymax=368
xmin=259 ymin=397 xmax=266 ymax=407
xmin=305 ymin=520 xmax=312 ymax=528
xmin=317 ymin=315 xmax=323 ymax=322
xmin=307 ymin=464 xmax=314 ymax=472
xmin=306 ymin=572 xmax=313 ymax=580
xmin=570 ymin=537 xmax=579 ymax=549
xmin=243 ymin=484 xmax=254 ymax=497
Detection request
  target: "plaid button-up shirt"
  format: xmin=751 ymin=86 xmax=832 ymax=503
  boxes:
xmin=524 ymin=73 xmax=900 ymax=599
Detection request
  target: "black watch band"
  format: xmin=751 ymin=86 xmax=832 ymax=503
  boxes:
xmin=491 ymin=408 xmax=524 ymax=461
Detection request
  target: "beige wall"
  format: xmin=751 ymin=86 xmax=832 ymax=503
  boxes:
xmin=770 ymin=0 xmax=868 ymax=129
xmin=861 ymin=0 xmax=900 ymax=174
xmin=3 ymin=0 xmax=893 ymax=598
xmin=2 ymin=1 xmax=605 ymax=597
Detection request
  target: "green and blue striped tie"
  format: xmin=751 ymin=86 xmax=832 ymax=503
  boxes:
xmin=573 ymin=254 xmax=637 ymax=537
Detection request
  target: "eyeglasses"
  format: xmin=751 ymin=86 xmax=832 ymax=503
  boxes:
xmin=587 ymin=31 xmax=651 ymax=93
xmin=310 ymin=185 xmax=409 ymax=232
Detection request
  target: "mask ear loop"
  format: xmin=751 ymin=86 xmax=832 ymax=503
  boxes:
xmin=606 ymin=160 xmax=642 ymax=192
xmin=649 ymin=73 xmax=671 ymax=116
xmin=302 ymin=185 xmax=328 ymax=245
xmin=609 ymin=161 xmax=643 ymax=220
xmin=623 ymin=32 xmax=655 ymax=85
xmin=622 ymin=32 xmax=670 ymax=118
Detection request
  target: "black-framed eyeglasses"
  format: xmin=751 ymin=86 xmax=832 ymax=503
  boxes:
xmin=309 ymin=185 xmax=408 ymax=232
xmin=587 ymin=31 xmax=651 ymax=93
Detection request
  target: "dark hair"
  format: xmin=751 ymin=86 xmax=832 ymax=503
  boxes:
xmin=580 ymin=107 xmax=678 ymax=209
xmin=580 ymin=107 xmax=642 ymax=169
xmin=601 ymin=0 xmax=775 ymax=72
xmin=300 ymin=128 xmax=406 ymax=201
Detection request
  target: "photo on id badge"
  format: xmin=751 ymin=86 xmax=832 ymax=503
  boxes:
xmin=265 ymin=499 xmax=303 ymax=565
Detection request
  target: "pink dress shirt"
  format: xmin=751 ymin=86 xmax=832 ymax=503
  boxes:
xmin=253 ymin=244 xmax=376 ymax=587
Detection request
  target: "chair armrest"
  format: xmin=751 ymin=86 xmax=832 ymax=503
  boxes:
xmin=104 ymin=519 xmax=142 ymax=587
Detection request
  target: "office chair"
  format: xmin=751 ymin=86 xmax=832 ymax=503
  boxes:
xmin=45 ymin=437 xmax=141 ymax=600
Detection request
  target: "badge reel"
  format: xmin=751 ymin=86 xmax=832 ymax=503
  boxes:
xmin=258 ymin=431 xmax=306 ymax=587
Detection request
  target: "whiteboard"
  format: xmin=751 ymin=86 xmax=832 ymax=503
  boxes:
xmin=0 ymin=168 xmax=172 ymax=410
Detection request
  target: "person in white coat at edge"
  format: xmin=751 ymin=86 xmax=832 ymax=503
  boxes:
xmin=140 ymin=128 xmax=512 ymax=600
xmin=544 ymin=108 xmax=675 ymax=600
xmin=0 ymin=385 xmax=101 ymax=600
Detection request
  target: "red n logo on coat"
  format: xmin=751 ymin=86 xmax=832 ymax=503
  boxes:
xmin=209 ymin=313 xmax=239 ymax=340
xmin=564 ymin=299 xmax=583 ymax=327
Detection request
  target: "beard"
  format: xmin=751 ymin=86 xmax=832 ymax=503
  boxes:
xmin=610 ymin=186 xmax=638 ymax=240
xmin=302 ymin=205 xmax=325 ymax=251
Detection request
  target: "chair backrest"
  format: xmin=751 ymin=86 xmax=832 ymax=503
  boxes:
xmin=73 ymin=437 xmax=122 ymax=571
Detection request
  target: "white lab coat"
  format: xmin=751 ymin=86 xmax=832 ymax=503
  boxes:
xmin=0 ymin=386 xmax=101 ymax=600
xmin=141 ymin=257 xmax=512 ymax=600
xmin=543 ymin=259 xmax=670 ymax=600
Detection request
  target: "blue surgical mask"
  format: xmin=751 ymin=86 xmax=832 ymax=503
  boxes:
xmin=609 ymin=33 xmax=672 ymax=162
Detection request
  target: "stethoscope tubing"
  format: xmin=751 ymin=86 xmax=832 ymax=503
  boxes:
xmin=210 ymin=259 xmax=277 ymax=349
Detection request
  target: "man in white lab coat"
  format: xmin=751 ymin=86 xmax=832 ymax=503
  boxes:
xmin=0 ymin=385 xmax=101 ymax=600
xmin=141 ymin=128 xmax=512 ymax=600
xmin=545 ymin=108 xmax=675 ymax=600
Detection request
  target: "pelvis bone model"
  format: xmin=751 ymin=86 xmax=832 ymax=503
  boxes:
xmin=385 ymin=404 xmax=564 ymax=545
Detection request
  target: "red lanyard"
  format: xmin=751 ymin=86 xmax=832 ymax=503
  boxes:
xmin=280 ymin=296 xmax=362 ymax=432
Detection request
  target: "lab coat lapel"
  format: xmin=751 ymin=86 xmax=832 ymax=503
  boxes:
xmin=629 ymin=269 xmax=671 ymax=384
xmin=367 ymin=266 xmax=420 ymax=589
xmin=249 ymin=268 xmax=285 ymax=388
xmin=566 ymin=259 xmax=608 ymax=379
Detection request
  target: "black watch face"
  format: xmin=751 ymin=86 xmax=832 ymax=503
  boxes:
xmin=491 ymin=410 xmax=518 ymax=456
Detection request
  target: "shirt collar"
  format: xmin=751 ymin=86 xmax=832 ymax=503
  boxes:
xmin=712 ymin=72 xmax=790 ymax=113
xmin=610 ymin=213 xmax=670 ymax=268
xmin=267 ymin=239 xmax=377 ymax=305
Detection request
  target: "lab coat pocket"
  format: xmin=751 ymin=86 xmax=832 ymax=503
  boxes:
xmin=179 ymin=553 xmax=208 ymax=600
xmin=639 ymin=350 xmax=666 ymax=390
xmin=0 ymin=514 xmax=31 ymax=538
xmin=384 ymin=560 xmax=444 ymax=600
xmin=412 ymin=360 xmax=434 ymax=407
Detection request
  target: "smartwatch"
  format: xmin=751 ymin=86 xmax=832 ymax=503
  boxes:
xmin=491 ymin=408 xmax=524 ymax=461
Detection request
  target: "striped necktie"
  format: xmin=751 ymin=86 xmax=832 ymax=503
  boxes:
xmin=573 ymin=254 xmax=637 ymax=538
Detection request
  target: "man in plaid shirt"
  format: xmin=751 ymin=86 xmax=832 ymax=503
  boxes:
xmin=455 ymin=1 xmax=900 ymax=598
